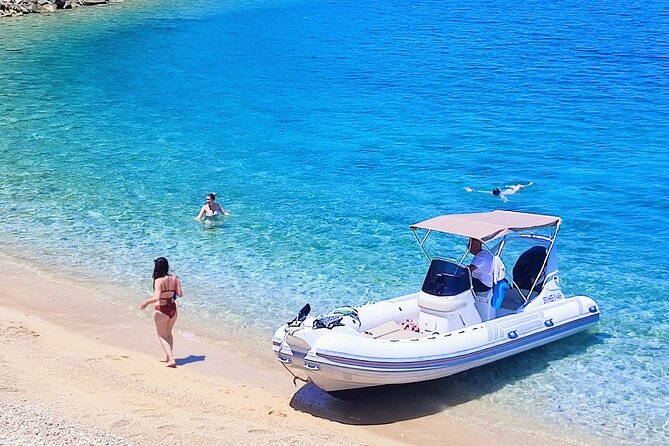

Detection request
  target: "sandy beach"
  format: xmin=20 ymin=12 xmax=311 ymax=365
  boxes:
xmin=0 ymin=257 xmax=607 ymax=446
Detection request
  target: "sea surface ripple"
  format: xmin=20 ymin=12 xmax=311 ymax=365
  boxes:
xmin=0 ymin=1 xmax=668 ymax=444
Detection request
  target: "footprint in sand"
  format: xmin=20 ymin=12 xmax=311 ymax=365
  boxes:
xmin=247 ymin=428 xmax=269 ymax=434
xmin=1 ymin=322 xmax=38 ymax=339
xmin=105 ymin=354 xmax=130 ymax=361
xmin=111 ymin=419 xmax=131 ymax=428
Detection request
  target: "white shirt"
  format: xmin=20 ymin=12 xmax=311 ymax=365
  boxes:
xmin=471 ymin=250 xmax=494 ymax=288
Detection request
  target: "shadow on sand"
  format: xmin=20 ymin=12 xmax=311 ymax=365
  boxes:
xmin=289 ymin=330 xmax=607 ymax=425
xmin=176 ymin=354 xmax=206 ymax=366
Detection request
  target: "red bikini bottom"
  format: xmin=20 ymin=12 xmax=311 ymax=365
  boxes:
xmin=155 ymin=301 xmax=177 ymax=319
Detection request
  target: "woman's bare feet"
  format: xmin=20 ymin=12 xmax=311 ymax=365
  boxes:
xmin=165 ymin=361 xmax=177 ymax=368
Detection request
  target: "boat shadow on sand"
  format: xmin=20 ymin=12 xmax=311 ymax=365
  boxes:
xmin=289 ymin=330 xmax=607 ymax=425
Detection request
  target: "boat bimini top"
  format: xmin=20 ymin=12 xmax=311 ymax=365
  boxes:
xmin=410 ymin=210 xmax=562 ymax=306
xmin=410 ymin=210 xmax=561 ymax=242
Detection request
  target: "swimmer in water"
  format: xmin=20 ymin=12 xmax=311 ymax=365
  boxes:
xmin=195 ymin=193 xmax=230 ymax=220
xmin=493 ymin=182 xmax=533 ymax=202
xmin=464 ymin=182 xmax=533 ymax=203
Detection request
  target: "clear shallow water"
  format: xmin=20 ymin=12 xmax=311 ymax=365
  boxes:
xmin=1 ymin=0 xmax=668 ymax=444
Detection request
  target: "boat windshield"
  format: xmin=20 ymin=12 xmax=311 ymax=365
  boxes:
xmin=421 ymin=259 xmax=471 ymax=297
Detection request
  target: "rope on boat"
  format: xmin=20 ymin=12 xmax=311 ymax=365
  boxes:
xmin=280 ymin=361 xmax=310 ymax=386
xmin=278 ymin=327 xmax=310 ymax=386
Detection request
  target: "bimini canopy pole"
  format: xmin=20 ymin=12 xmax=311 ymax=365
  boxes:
xmin=495 ymin=235 xmax=508 ymax=257
xmin=412 ymin=229 xmax=432 ymax=261
xmin=522 ymin=219 xmax=562 ymax=306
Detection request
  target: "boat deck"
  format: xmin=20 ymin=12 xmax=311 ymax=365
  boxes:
xmin=363 ymin=320 xmax=427 ymax=340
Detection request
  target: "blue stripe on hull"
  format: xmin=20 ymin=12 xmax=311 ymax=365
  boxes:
xmin=315 ymin=313 xmax=599 ymax=371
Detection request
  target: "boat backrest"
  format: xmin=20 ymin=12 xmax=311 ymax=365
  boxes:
xmin=363 ymin=320 xmax=403 ymax=339
xmin=512 ymin=245 xmax=547 ymax=292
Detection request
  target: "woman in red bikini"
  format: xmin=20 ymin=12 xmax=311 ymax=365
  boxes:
xmin=140 ymin=257 xmax=183 ymax=368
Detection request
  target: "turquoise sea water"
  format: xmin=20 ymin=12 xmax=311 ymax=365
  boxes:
xmin=1 ymin=0 xmax=668 ymax=444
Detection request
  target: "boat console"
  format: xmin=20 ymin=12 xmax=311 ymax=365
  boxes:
xmin=417 ymin=259 xmax=482 ymax=333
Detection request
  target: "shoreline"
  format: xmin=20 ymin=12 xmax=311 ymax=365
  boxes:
xmin=0 ymin=254 xmax=609 ymax=446
xmin=0 ymin=0 xmax=122 ymax=17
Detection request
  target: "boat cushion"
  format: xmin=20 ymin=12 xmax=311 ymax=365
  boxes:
xmin=364 ymin=320 xmax=402 ymax=338
xmin=417 ymin=293 xmax=467 ymax=313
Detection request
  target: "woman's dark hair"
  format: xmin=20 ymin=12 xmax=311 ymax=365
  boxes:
xmin=492 ymin=187 xmax=501 ymax=196
xmin=207 ymin=193 xmax=216 ymax=201
xmin=152 ymin=257 xmax=169 ymax=289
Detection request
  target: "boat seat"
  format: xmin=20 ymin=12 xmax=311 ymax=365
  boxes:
xmin=364 ymin=321 xmax=422 ymax=340
xmin=364 ymin=320 xmax=403 ymax=338
xmin=513 ymin=246 xmax=547 ymax=293
xmin=417 ymin=293 xmax=467 ymax=313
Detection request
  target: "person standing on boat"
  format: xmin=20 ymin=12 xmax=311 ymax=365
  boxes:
xmin=140 ymin=257 xmax=183 ymax=368
xmin=194 ymin=193 xmax=230 ymax=220
xmin=467 ymin=238 xmax=493 ymax=293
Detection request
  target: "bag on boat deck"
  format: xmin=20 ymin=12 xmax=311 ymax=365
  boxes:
xmin=313 ymin=306 xmax=360 ymax=330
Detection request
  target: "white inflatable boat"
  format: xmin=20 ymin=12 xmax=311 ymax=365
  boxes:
xmin=272 ymin=211 xmax=599 ymax=392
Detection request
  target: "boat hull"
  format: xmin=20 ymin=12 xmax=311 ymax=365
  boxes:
xmin=272 ymin=295 xmax=599 ymax=392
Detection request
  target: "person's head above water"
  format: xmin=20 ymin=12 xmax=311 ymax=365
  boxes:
xmin=206 ymin=193 xmax=216 ymax=203
xmin=492 ymin=187 xmax=501 ymax=196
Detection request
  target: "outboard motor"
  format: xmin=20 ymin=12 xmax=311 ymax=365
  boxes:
xmin=417 ymin=259 xmax=482 ymax=333
xmin=287 ymin=303 xmax=311 ymax=328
